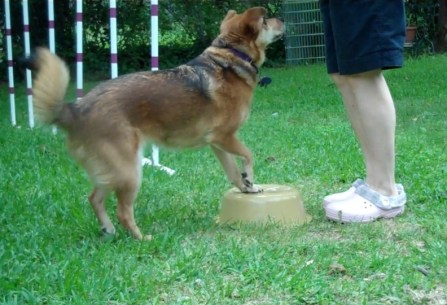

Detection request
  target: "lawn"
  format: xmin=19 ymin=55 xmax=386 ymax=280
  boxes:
xmin=1 ymin=54 xmax=446 ymax=305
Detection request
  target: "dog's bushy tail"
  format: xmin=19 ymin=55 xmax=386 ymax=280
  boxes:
xmin=25 ymin=47 xmax=72 ymax=128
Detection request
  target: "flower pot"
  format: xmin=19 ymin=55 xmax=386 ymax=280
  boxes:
xmin=405 ymin=26 xmax=417 ymax=43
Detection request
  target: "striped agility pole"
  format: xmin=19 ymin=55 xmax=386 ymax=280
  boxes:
xmin=5 ymin=1 xmax=171 ymax=176
xmin=48 ymin=0 xmax=55 ymax=53
xmin=4 ymin=0 xmax=16 ymax=126
xmin=76 ymin=0 xmax=83 ymax=99
xmin=22 ymin=0 xmax=34 ymax=128
xmin=142 ymin=0 xmax=175 ymax=175
xmin=48 ymin=0 xmax=57 ymax=134
xmin=151 ymin=0 xmax=160 ymax=166
xmin=151 ymin=0 xmax=159 ymax=72
xmin=110 ymin=0 xmax=118 ymax=79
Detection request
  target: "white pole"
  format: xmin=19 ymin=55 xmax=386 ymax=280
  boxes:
xmin=48 ymin=0 xmax=57 ymax=134
xmin=48 ymin=0 xmax=55 ymax=53
xmin=151 ymin=0 xmax=159 ymax=72
xmin=5 ymin=0 xmax=16 ymax=126
xmin=110 ymin=0 xmax=118 ymax=78
xmin=22 ymin=0 xmax=34 ymax=128
xmin=142 ymin=0 xmax=175 ymax=175
xmin=76 ymin=0 xmax=83 ymax=99
xmin=151 ymin=0 xmax=160 ymax=166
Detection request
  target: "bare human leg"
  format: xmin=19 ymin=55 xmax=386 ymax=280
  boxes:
xmin=331 ymin=70 xmax=397 ymax=196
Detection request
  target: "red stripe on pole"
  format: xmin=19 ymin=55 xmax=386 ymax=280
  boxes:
xmin=151 ymin=4 xmax=158 ymax=16
xmin=151 ymin=57 xmax=158 ymax=68
xmin=110 ymin=7 xmax=117 ymax=18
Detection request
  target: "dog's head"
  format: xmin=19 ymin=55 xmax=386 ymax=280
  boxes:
xmin=217 ymin=7 xmax=285 ymax=66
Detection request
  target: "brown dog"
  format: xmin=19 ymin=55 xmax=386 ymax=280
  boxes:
xmin=28 ymin=7 xmax=284 ymax=240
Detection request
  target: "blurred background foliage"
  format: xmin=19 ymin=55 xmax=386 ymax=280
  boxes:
xmin=0 ymin=0 xmax=445 ymax=81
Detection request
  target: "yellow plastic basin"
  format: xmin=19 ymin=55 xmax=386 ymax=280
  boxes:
xmin=218 ymin=184 xmax=312 ymax=225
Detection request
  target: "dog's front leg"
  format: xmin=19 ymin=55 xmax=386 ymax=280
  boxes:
xmin=211 ymin=138 xmax=262 ymax=193
xmin=211 ymin=145 xmax=245 ymax=190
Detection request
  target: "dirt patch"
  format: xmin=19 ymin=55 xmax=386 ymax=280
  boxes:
xmin=405 ymin=284 xmax=447 ymax=305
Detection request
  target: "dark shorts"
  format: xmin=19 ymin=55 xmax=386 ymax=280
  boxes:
xmin=320 ymin=0 xmax=406 ymax=75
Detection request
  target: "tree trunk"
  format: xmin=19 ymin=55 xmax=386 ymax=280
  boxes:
xmin=436 ymin=0 xmax=447 ymax=52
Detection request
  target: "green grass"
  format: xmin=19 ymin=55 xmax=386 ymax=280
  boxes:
xmin=1 ymin=55 xmax=446 ymax=304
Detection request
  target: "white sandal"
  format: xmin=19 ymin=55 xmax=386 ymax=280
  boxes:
xmin=324 ymin=181 xmax=406 ymax=223
xmin=323 ymin=179 xmax=364 ymax=207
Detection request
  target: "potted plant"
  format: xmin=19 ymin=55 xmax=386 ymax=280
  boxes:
xmin=405 ymin=0 xmax=425 ymax=44
xmin=405 ymin=25 xmax=417 ymax=44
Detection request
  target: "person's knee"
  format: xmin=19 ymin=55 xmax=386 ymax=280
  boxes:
xmin=333 ymin=70 xmax=383 ymax=90
xmin=330 ymin=73 xmax=348 ymax=88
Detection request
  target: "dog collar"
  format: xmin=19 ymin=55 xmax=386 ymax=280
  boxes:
xmin=228 ymin=48 xmax=259 ymax=74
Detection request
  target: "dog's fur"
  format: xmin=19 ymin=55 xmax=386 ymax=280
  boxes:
xmin=28 ymin=7 xmax=284 ymax=240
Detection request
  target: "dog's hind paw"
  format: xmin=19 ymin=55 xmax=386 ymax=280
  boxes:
xmin=101 ymin=226 xmax=116 ymax=235
xmin=143 ymin=234 xmax=153 ymax=241
xmin=133 ymin=231 xmax=153 ymax=241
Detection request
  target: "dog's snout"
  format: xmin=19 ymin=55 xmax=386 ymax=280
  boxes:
xmin=268 ymin=17 xmax=285 ymax=30
xmin=275 ymin=18 xmax=286 ymax=34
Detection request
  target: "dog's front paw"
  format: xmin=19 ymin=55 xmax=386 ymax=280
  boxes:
xmin=242 ymin=184 xmax=263 ymax=193
xmin=240 ymin=173 xmax=262 ymax=193
xmin=247 ymin=184 xmax=263 ymax=193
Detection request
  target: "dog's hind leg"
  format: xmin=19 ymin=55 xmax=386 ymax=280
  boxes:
xmin=114 ymin=145 xmax=151 ymax=241
xmin=89 ymin=187 xmax=115 ymax=235
xmin=115 ymin=178 xmax=151 ymax=241
xmin=211 ymin=136 xmax=262 ymax=193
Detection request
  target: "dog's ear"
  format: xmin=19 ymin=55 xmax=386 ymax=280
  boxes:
xmin=223 ymin=10 xmax=237 ymax=22
xmin=220 ymin=10 xmax=237 ymax=32
xmin=243 ymin=7 xmax=267 ymax=21
xmin=241 ymin=7 xmax=267 ymax=38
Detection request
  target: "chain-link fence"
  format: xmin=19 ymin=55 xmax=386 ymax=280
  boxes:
xmin=283 ymin=0 xmax=325 ymax=65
